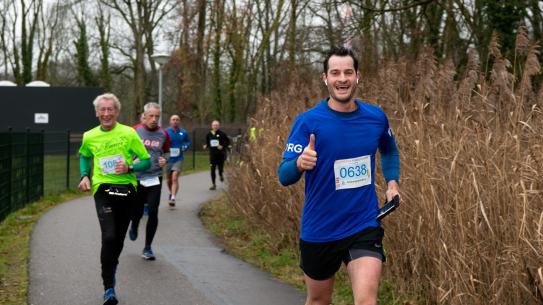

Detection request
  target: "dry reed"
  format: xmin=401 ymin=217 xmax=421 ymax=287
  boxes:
xmin=227 ymin=31 xmax=543 ymax=304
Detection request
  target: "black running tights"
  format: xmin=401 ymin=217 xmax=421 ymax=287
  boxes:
xmin=94 ymin=184 xmax=135 ymax=290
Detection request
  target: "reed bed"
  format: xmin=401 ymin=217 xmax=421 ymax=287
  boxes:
xmin=227 ymin=31 xmax=543 ymax=304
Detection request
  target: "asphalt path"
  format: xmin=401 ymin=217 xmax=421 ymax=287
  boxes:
xmin=28 ymin=171 xmax=305 ymax=305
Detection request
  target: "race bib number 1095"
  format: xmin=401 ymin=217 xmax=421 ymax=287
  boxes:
xmin=334 ymin=155 xmax=371 ymax=190
xmin=99 ymin=155 xmax=123 ymax=175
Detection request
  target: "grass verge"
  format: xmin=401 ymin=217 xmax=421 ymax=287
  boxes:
xmin=200 ymin=193 xmax=403 ymax=305
xmin=0 ymin=191 xmax=83 ymax=305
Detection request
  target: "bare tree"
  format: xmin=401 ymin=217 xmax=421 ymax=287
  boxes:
xmin=35 ymin=1 xmax=64 ymax=81
xmin=6 ymin=0 xmax=42 ymax=85
xmin=0 ymin=1 xmax=11 ymax=78
xmin=95 ymin=1 xmax=113 ymax=91
xmin=224 ymin=0 xmax=252 ymax=122
xmin=100 ymin=0 xmax=177 ymax=120
xmin=210 ymin=0 xmax=225 ymax=119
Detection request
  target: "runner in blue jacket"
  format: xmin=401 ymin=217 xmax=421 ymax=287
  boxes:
xmin=278 ymin=46 xmax=402 ymax=305
xmin=165 ymin=114 xmax=191 ymax=206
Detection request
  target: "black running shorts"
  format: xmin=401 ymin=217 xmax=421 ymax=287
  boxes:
xmin=299 ymin=226 xmax=385 ymax=281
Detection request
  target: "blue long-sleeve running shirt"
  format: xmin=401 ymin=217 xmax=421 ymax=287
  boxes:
xmin=166 ymin=127 xmax=191 ymax=163
xmin=278 ymin=99 xmax=400 ymax=242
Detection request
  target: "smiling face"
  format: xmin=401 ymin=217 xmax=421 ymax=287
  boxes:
xmin=323 ymin=55 xmax=359 ymax=105
xmin=95 ymin=98 xmax=119 ymax=131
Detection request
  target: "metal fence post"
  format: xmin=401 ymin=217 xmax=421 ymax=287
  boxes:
xmin=40 ymin=130 xmax=45 ymax=198
xmin=7 ymin=127 xmax=12 ymax=214
xmin=66 ymin=129 xmax=70 ymax=190
xmin=26 ymin=128 xmax=30 ymax=203
xmin=192 ymin=130 xmax=196 ymax=170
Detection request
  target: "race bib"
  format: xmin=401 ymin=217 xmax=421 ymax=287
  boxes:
xmin=170 ymin=148 xmax=180 ymax=157
xmin=210 ymin=139 xmax=219 ymax=147
xmin=140 ymin=176 xmax=160 ymax=187
xmin=334 ymin=155 xmax=372 ymax=190
xmin=99 ymin=155 xmax=123 ymax=175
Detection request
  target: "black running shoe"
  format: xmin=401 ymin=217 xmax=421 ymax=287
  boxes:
xmin=103 ymin=288 xmax=118 ymax=305
xmin=142 ymin=247 xmax=156 ymax=260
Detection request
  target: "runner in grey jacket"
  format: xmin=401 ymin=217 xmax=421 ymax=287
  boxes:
xmin=129 ymin=102 xmax=170 ymax=260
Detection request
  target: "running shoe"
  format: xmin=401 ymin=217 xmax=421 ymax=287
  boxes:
xmin=142 ymin=247 xmax=156 ymax=260
xmin=220 ymin=175 xmax=224 ymax=182
xmin=129 ymin=226 xmax=138 ymax=241
xmin=168 ymin=194 xmax=176 ymax=207
xmin=103 ymin=288 xmax=118 ymax=305
xmin=209 ymin=184 xmax=216 ymax=190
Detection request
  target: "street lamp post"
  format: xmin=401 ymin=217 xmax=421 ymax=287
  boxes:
xmin=151 ymin=53 xmax=170 ymax=127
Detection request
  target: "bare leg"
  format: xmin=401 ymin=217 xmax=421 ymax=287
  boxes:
xmin=166 ymin=172 xmax=173 ymax=194
xmin=304 ymin=273 xmax=334 ymax=305
xmin=171 ymin=170 xmax=180 ymax=197
xmin=346 ymin=257 xmax=382 ymax=305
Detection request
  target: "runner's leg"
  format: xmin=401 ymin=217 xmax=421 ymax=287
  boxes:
xmin=346 ymin=257 xmax=382 ymax=305
xmin=130 ymin=184 xmax=146 ymax=235
xmin=304 ymin=275 xmax=335 ymax=305
xmin=210 ymin=162 xmax=217 ymax=186
xmin=217 ymin=154 xmax=225 ymax=181
xmin=166 ymin=170 xmax=173 ymax=194
xmin=94 ymin=191 xmax=117 ymax=290
xmin=171 ymin=170 xmax=179 ymax=197
xmin=95 ymin=187 xmax=133 ymax=290
xmin=343 ymin=227 xmax=385 ymax=305
xmin=144 ymin=182 xmax=162 ymax=248
xmin=112 ymin=194 xmax=132 ymax=261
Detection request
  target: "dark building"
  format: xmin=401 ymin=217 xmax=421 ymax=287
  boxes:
xmin=0 ymin=87 xmax=103 ymax=133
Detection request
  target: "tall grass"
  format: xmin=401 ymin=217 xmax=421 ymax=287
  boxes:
xmin=227 ymin=31 xmax=543 ymax=305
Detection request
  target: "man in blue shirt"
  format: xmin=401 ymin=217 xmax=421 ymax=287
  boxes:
xmin=278 ymin=47 xmax=402 ymax=305
xmin=165 ymin=114 xmax=191 ymax=206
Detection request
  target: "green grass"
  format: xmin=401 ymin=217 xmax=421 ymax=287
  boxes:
xmin=44 ymin=155 xmax=80 ymax=195
xmin=179 ymin=151 xmax=210 ymax=174
xmin=0 ymin=191 xmax=82 ymax=305
xmin=200 ymin=194 xmax=404 ymax=305
xmin=42 ymin=151 xmax=210 ymax=195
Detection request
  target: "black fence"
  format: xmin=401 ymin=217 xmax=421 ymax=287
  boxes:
xmin=43 ymin=131 xmax=82 ymax=195
xmin=0 ymin=126 xmax=246 ymax=223
xmin=0 ymin=130 xmax=45 ymax=222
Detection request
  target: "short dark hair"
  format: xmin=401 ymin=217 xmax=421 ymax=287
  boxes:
xmin=323 ymin=47 xmax=359 ymax=74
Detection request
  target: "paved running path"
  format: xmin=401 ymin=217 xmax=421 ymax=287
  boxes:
xmin=29 ymin=172 xmax=305 ymax=305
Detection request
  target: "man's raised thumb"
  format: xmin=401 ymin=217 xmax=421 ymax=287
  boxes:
xmin=308 ymin=134 xmax=315 ymax=150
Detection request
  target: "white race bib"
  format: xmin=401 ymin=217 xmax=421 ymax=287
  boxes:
xmin=99 ymin=155 xmax=123 ymax=175
xmin=334 ymin=155 xmax=372 ymax=190
xmin=210 ymin=139 xmax=219 ymax=147
xmin=140 ymin=176 xmax=160 ymax=187
xmin=170 ymin=148 xmax=180 ymax=157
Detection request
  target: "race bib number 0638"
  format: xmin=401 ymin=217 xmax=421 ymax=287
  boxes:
xmin=334 ymin=155 xmax=371 ymax=190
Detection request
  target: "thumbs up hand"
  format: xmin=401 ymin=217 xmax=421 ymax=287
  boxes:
xmin=296 ymin=134 xmax=317 ymax=172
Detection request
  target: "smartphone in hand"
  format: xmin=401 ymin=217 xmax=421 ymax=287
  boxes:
xmin=377 ymin=195 xmax=400 ymax=221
